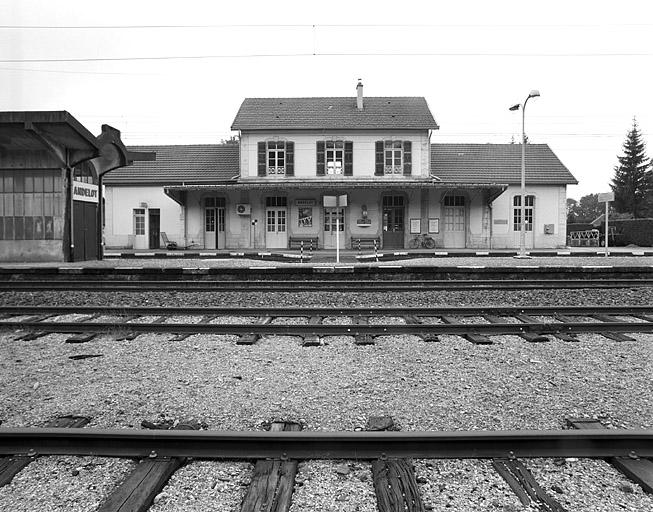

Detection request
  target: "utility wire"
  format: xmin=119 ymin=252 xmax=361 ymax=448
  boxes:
xmin=2 ymin=51 xmax=651 ymax=63
xmin=1 ymin=23 xmax=652 ymax=29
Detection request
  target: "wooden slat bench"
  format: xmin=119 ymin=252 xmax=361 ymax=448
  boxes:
xmin=288 ymin=237 xmax=318 ymax=250
xmin=351 ymin=237 xmax=381 ymax=250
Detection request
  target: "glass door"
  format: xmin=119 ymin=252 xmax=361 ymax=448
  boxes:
xmin=323 ymin=207 xmax=345 ymax=249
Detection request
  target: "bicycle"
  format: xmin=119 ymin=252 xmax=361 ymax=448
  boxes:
xmin=408 ymin=233 xmax=436 ymax=249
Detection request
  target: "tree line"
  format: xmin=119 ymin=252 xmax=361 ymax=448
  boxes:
xmin=567 ymin=119 xmax=653 ymax=223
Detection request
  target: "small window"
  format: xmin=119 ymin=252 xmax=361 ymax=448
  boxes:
xmin=133 ymin=208 xmax=145 ymax=235
xmin=444 ymin=195 xmax=465 ymax=207
xmin=265 ymin=196 xmax=287 ymax=207
xmin=513 ymin=195 xmax=535 ymax=231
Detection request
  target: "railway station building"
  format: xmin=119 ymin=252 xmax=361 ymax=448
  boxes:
xmin=102 ymin=83 xmax=577 ymax=252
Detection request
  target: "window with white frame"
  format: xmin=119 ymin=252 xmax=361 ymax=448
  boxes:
xmin=133 ymin=208 xmax=145 ymax=235
xmin=267 ymin=141 xmax=285 ymax=175
xmin=326 ymin=141 xmax=344 ymax=174
xmin=384 ymin=140 xmax=403 ymax=174
xmin=513 ymin=195 xmax=534 ymax=231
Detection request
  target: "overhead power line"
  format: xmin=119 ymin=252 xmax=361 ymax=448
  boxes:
xmin=2 ymin=50 xmax=652 ymax=64
xmin=1 ymin=23 xmax=652 ymax=29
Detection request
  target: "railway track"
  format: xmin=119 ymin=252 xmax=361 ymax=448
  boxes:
xmin=2 ymin=278 xmax=653 ymax=291
xmin=2 ymin=305 xmax=653 ymax=343
xmin=1 ymin=417 xmax=652 ymax=512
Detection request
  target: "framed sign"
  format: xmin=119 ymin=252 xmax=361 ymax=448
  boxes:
xmin=298 ymin=207 xmax=313 ymax=227
xmin=428 ymin=218 xmax=440 ymax=234
xmin=410 ymin=218 xmax=421 ymax=234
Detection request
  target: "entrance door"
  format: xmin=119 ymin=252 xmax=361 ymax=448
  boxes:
xmin=443 ymin=194 xmax=465 ymax=248
xmin=265 ymin=196 xmax=287 ymax=248
xmin=323 ymin=207 xmax=345 ymax=249
xmin=266 ymin=208 xmax=287 ymax=248
xmin=382 ymin=195 xmax=404 ymax=248
xmin=512 ymin=195 xmax=535 ymax=249
xmin=73 ymin=201 xmax=98 ymax=261
xmin=204 ymin=198 xmax=226 ymax=249
xmin=148 ymin=209 xmax=160 ymax=249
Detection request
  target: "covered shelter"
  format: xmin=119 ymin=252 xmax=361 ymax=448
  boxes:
xmin=0 ymin=111 xmax=153 ymax=261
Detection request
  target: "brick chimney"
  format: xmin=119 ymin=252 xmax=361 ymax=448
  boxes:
xmin=356 ymin=79 xmax=363 ymax=110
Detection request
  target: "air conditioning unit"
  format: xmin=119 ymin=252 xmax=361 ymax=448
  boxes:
xmin=236 ymin=204 xmax=251 ymax=215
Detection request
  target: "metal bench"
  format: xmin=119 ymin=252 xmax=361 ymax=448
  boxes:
xmin=289 ymin=237 xmax=318 ymax=250
xmin=351 ymin=237 xmax=381 ymax=250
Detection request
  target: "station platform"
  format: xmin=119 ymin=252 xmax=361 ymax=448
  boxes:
xmin=101 ymin=246 xmax=653 ymax=264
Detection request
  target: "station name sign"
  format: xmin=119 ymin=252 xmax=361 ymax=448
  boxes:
xmin=72 ymin=182 xmax=99 ymax=203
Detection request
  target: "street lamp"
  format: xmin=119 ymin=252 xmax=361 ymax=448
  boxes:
xmin=509 ymin=89 xmax=540 ymax=258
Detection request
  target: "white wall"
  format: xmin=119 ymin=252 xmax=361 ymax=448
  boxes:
xmin=104 ymin=186 xmax=183 ymax=248
xmin=239 ymin=130 xmax=431 ymax=179
xmin=490 ymin=185 xmax=568 ymax=249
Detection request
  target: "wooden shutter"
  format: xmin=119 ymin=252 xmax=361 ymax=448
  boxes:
xmin=285 ymin=141 xmax=294 ymax=176
xmin=403 ymin=141 xmax=412 ymax=175
xmin=344 ymin=141 xmax=353 ymax=176
xmin=375 ymin=141 xmax=384 ymax=176
xmin=257 ymin=142 xmax=266 ymax=176
xmin=316 ymin=141 xmax=325 ymax=176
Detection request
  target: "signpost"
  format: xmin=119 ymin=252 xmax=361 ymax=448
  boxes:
xmin=598 ymin=192 xmax=614 ymax=257
xmin=323 ymin=195 xmax=348 ymax=263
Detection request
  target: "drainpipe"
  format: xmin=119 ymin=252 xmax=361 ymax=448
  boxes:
xmin=488 ymin=200 xmax=493 ymax=250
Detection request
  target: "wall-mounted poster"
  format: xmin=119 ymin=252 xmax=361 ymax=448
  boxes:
xmin=298 ymin=207 xmax=313 ymax=227
xmin=428 ymin=218 xmax=440 ymax=233
xmin=410 ymin=218 xmax=421 ymax=234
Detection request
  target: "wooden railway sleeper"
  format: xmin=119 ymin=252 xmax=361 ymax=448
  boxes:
xmin=567 ymin=418 xmax=653 ymax=494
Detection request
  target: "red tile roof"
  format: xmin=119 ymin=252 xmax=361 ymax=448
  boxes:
xmin=431 ymin=143 xmax=577 ymax=185
xmin=231 ymin=97 xmax=439 ymax=130
xmin=103 ymin=144 xmax=239 ymax=184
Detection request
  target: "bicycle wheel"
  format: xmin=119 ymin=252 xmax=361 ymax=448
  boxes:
xmin=408 ymin=238 xmax=420 ymax=249
xmin=424 ymin=237 xmax=436 ymax=249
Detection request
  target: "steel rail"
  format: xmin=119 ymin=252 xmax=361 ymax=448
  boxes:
xmin=1 ymin=279 xmax=653 ymax=291
xmin=2 ymin=320 xmax=653 ymax=335
xmin=1 ymin=428 xmax=652 ymax=460
xmin=1 ymin=305 xmax=653 ymax=317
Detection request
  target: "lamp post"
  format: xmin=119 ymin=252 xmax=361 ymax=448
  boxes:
xmin=509 ymin=90 xmax=540 ymax=258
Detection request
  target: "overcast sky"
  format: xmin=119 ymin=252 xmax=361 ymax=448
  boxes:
xmin=2 ymin=0 xmax=653 ymax=199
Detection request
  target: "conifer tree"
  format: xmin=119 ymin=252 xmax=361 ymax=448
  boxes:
xmin=611 ymin=119 xmax=651 ymax=218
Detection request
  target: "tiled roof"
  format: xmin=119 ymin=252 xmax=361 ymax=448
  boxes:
xmin=231 ymin=97 xmax=439 ymax=130
xmin=103 ymin=142 xmax=576 ymax=187
xmin=431 ymin=143 xmax=577 ymax=185
xmin=103 ymin=144 xmax=239 ymax=184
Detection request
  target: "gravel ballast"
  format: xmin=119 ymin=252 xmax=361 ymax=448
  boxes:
xmin=1 ymin=257 xmax=652 ymax=510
